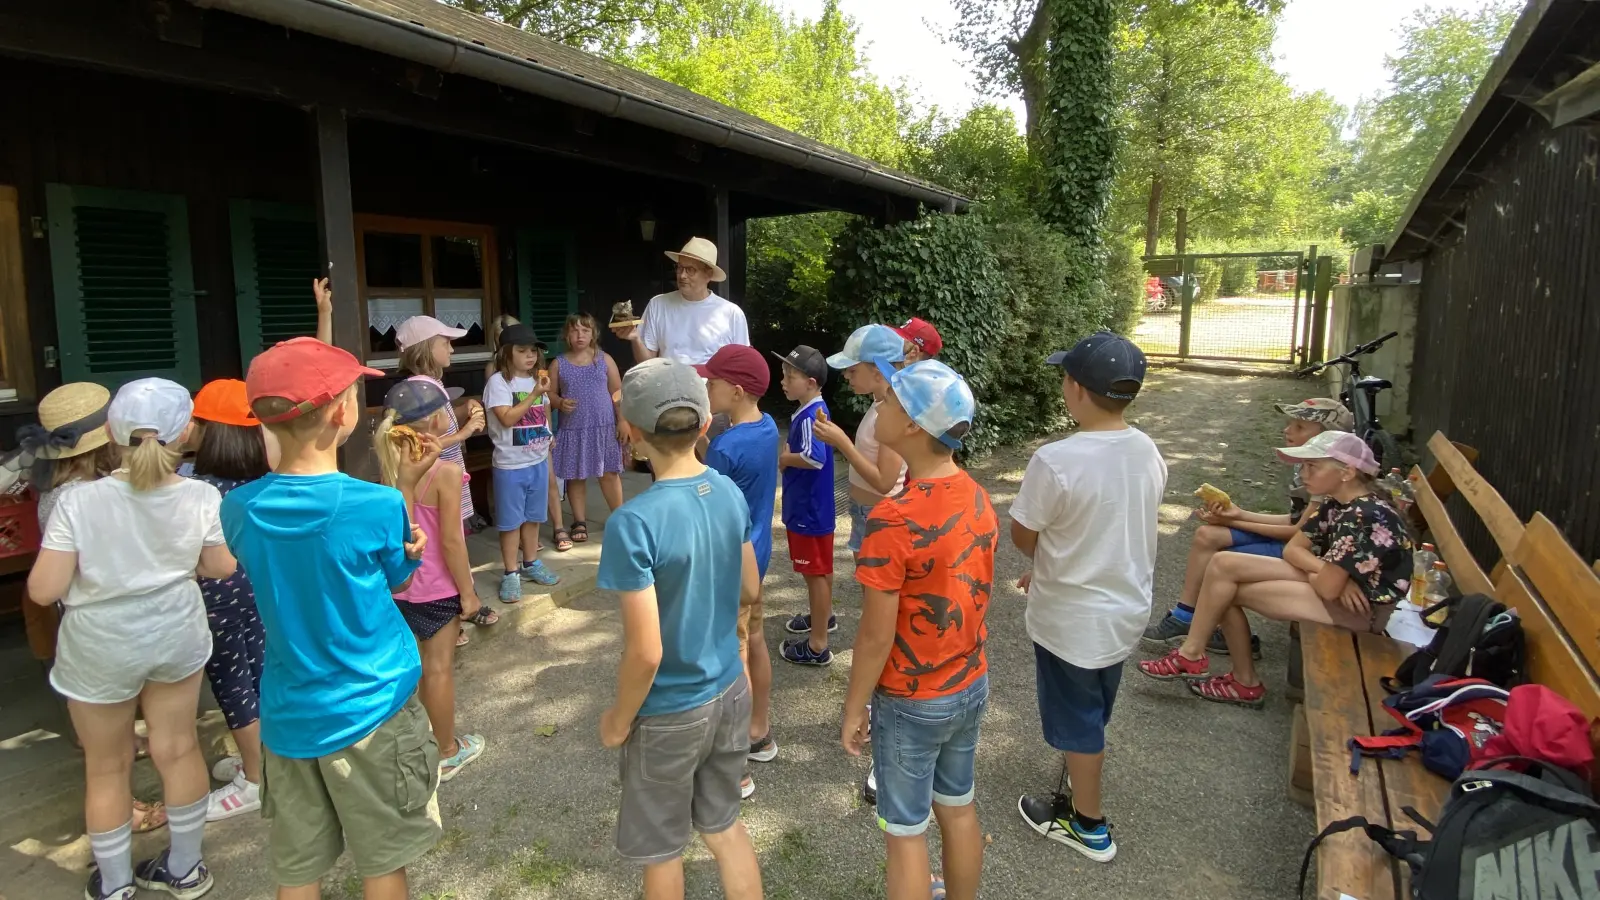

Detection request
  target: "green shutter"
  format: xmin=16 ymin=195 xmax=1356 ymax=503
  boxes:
xmin=516 ymin=228 xmax=578 ymax=354
xmin=230 ymin=201 xmax=320 ymax=367
xmin=45 ymin=184 xmax=201 ymax=389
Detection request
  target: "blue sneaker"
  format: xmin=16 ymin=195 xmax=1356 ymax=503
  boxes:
xmin=84 ymin=869 xmax=137 ymax=900
xmin=498 ymin=572 xmax=524 ymax=603
xmin=134 ymin=849 xmax=214 ymax=899
xmin=521 ymin=559 xmax=560 ymax=586
xmin=784 ymin=613 xmax=837 ymax=634
xmin=781 ymin=637 xmax=833 ymax=667
xmin=1017 ymin=793 xmax=1116 ymax=862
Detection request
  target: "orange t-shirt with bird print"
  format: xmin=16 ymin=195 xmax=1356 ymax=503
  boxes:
xmin=855 ymin=470 xmax=998 ymax=699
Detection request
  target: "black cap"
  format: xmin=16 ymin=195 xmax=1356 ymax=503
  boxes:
xmin=771 ymin=345 xmax=827 ymax=386
xmin=497 ymin=323 xmax=547 ymax=351
xmin=1046 ymin=331 xmax=1147 ymax=400
xmin=383 ymin=379 xmax=461 ymax=426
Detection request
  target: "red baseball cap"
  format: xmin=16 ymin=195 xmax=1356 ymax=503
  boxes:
xmin=694 ymin=344 xmax=769 ymax=396
xmin=894 ymin=317 xmax=942 ymax=357
xmin=246 ymin=337 xmax=383 ymax=423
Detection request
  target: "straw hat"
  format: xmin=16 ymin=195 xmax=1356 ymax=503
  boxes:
xmin=664 ymin=237 xmax=727 ymax=283
xmin=34 ymin=382 xmax=113 ymax=459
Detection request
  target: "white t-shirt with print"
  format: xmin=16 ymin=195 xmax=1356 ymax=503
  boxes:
xmin=1010 ymin=428 xmax=1169 ymax=669
xmin=638 ymin=290 xmax=750 ymax=365
xmin=483 ymin=372 xmax=554 ymax=469
xmin=42 ymin=477 xmax=225 ymax=608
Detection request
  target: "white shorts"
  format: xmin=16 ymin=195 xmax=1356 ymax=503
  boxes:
xmin=51 ymin=584 xmax=212 ymax=705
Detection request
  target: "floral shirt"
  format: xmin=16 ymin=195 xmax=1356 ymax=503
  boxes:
xmin=1301 ymin=493 xmax=1413 ymax=606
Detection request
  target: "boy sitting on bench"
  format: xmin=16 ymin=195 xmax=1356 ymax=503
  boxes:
xmin=1142 ymin=398 xmax=1353 ymax=656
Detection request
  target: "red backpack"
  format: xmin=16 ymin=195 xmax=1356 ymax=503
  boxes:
xmin=1349 ymin=676 xmax=1509 ymax=780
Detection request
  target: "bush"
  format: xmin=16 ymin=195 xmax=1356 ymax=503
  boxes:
xmin=1101 ymin=236 xmax=1145 ymax=334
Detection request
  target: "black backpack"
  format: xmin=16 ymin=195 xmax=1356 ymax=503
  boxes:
xmin=1298 ymin=758 xmax=1600 ymax=899
xmin=1383 ymin=593 xmax=1526 ymax=692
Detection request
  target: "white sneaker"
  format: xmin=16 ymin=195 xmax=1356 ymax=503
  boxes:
xmin=205 ymin=772 xmax=261 ymax=822
xmin=210 ymin=756 xmax=243 ymax=783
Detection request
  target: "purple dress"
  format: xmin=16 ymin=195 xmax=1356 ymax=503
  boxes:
xmin=552 ymin=351 xmax=624 ymax=481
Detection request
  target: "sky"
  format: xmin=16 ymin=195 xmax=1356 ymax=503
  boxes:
xmin=771 ymin=0 xmax=1501 ymax=125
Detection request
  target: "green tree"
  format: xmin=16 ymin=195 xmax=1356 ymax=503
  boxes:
xmin=1335 ymin=2 xmax=1518 ymax=244
xmin=446 ymin=0 xmax=664 ymax=56
xmin=905 ymin=105 xmax=1033 ymax=211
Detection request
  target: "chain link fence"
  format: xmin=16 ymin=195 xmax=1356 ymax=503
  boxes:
xmin=1135 ymin=251 xmax=1309 ymax=364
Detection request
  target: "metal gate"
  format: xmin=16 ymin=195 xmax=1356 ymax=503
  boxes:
xmin=1136 ymin=248 xmax=1334 ymax=366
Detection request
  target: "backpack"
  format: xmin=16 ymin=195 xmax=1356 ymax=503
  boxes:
xmin=1298 ymin=758 xmax=1600 ymax=900
xmin=1350 ymin=676 xmax=1509 ymax=780
xmin=1384 ymin=593 xmax=1526 ymax=692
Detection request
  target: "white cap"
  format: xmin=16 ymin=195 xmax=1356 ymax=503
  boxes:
xmin=109 ymin=378 xmax=194 ymax=445
xmin=395 ymin=315 xmax=468 ymax=351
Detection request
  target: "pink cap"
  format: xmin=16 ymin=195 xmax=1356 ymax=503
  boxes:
xmin=1275 ymin=430 xmax=1379 ymax=475
xmin=395 ymin=315 xmax=467 ymax=351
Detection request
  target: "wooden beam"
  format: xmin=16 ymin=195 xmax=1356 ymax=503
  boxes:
xmin=0 ymin=186 xmax=37 ymax=401
xmin=1408 ymin=463 xmax=1494 ymax=596
xmin=1424 ymin=432 xmax=1524 ymax=562
xmin=311 ymin=105 xmax=375 ymax=479
xmin=711 ymin=185 xmax=731 ymax=297
xmin=727 ymin=218 xmax=748 ymax=304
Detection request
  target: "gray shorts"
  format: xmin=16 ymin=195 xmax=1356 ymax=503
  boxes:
xmin=616 ymin=673 xmax=751 ymax=864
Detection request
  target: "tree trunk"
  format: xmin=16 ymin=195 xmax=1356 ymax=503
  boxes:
xmin=1144 ymin=173 xmax=1165 ymax=258
xmin=1014 ymin=0 xmax=1051 ymax=155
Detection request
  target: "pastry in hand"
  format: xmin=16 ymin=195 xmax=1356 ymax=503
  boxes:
xmin=1194 ymin=483 xmax=1231 ymax=507
xmin=388 ymin=424 xmax=426 ymax=462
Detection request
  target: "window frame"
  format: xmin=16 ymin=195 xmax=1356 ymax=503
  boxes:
xmin=0 ymin=186 xmax=35 ymax=403
xmin=355 ymin=214 xmax=498 ymax=367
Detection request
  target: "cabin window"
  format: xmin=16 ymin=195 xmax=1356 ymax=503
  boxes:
xmin=358 ymin=216 xmax=495 ymax=364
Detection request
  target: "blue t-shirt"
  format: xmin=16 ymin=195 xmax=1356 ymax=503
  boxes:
xmin=781 ymin=397 xmax=834 ymax=535
xmin=705 ymin=413 xmax=780 ymax=578
xmin=596 ymin=467 xmax=750 ymax=717
xmin=220 ymin=472 xmax=422 ymax=759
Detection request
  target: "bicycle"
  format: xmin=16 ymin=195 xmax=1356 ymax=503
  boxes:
xmin=1296 ymin=330 xmax=1405 ymax=469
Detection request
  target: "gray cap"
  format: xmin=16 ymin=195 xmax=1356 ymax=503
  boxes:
xmin=620 ymin=358 xmax=711 ymax=434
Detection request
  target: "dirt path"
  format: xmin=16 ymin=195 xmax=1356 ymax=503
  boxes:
xmin=4 ymin=369 xmax=1321 ymax=900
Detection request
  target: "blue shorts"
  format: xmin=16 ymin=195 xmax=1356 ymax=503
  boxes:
xmin=1226 ymin=528 xmax=1286 ymax=558
xmin=870 ymin=675 xmax=988 ymax=837
xmin=1035 ymin=644 xmax=1122 ymax=755
xmin=493 ymin=461 xmax=550 ymax=531
xmin=847 ymin=501 xmax=874 ymax=554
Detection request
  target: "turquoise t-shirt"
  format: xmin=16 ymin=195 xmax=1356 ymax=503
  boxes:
xmin=597 ymin=467 xmax=751 ymax=717
xmin=221 ymin=472 xmax=422 ymax=759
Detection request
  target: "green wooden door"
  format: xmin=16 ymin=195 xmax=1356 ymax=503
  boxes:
xmin=230 ymin=201 xmax=321 ymax=367
xmin=45 ymin=184 xmax=202 ymax=389
xmin=516 ymin=229 xmax=579 ymax=354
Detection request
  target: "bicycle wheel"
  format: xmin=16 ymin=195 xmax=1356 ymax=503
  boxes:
xmin=1370 ymin=429 xmax=1405 ymax=471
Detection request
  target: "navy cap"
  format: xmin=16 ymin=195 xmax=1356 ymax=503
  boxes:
xmin=383 ymin=379 xmax=460 ymax=426
xmin=1046 ymin=331 xmax=1147 ymax=400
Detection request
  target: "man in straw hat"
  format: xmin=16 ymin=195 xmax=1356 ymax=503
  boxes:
xmin=616 ymin=237 xmax=751 ymax=367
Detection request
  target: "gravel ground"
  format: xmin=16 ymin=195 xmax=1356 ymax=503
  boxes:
xmin=4 ymin=369 xmax=1319 ymax=900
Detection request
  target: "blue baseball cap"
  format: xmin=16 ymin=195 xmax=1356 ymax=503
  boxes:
xmin=383 ymin=379 xmax=461 ymax=426
xmin=827 ymin=324 xmax=907 ymax=369
xmin=882 ymin=360 xmax=976 ymax=449
xmin=1046 ymin=331 xmax=1147 ymax=400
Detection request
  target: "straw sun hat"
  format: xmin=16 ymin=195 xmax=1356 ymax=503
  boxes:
xmin=664 ymin=237 xmax=728 ymax=283
xmin=29 ymin=382 xmax=113 ymax=459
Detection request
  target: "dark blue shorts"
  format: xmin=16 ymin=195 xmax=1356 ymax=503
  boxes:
xmin=1034 ymin=643 xmax=1122 ymax=755
xmin=1226 ymin=528 xmax=1286 ymax=558
xmin=202 ymin=575 xmax=264 ymax=732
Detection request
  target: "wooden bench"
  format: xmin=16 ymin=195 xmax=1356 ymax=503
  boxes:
xmin=1292 ymin=431 xmax=1600 ymax=899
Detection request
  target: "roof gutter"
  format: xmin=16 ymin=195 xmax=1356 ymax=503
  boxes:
xmin=191 ymin=0 xmax=966 ymax=212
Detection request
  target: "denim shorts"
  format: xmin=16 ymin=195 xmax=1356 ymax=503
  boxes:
xmin=871 ymin=675 xmax=989 ymax=837
xmin=493 ymin=460 xmax=549 ymax=531
xmin=847 ymin=501 xmax=874 ymax=554
xmin=1035 ymin=643 xmax=1122 ymax=755
xmin=1225 ymin=528 xmax=1286 ymax=558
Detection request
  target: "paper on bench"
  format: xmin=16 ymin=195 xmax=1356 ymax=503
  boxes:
xmin=1385 ymin=601 xmax=1437 ymax=649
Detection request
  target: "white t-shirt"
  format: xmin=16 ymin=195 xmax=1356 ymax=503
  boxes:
xmin=848 ymin=401 xmax=906 ymax=498
xmin=483 ymin=372 xmax=554 ymax=469
xmin=638 ymin=290 xmax=750 ymax=365
xmin=42 ymin=476 xmax=225 ymax=608
xmin=1010 ymin=428 xmax=1169 ymax=669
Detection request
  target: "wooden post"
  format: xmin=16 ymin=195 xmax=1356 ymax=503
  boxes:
xmin=1177 ymin=254 xmax=1194 ymax=358
xmin=711 ymin=185 xmax=731 ymax=297
xmin=310 ymin=106 xmax=374 ymax=478
xmin=1309 ymin=255 xmax=1333 ymax=366
xmin=727 ymin=218 xmax=748 ymax=304
xmin=1174 ymin=206 xmax=1187 ymax=256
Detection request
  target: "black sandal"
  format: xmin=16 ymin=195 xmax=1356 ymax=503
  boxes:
xmin=553 ymin=529 xmax=574 ymax=552
xmin=571 ymin=521 xmax=589 ymax=543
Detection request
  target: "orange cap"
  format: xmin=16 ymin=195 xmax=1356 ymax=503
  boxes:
xmin=193 ymin=379 xmax=259 ymax=427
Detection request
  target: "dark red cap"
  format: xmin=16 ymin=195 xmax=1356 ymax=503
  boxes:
xmin=245 ymin=337 xmax=383 ymax=423
xmin=694 ymin=344 xmax=769 ymax=396
xmin=894 ymin=317 xmax=942 ymax=357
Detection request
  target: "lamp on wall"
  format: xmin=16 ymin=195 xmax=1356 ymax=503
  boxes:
xmin=638 ymin=210 xmax=657 ymax=243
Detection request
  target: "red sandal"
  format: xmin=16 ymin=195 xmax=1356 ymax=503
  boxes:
xmin=1137 ymin=648 xmax=1210 ymax=681
xmin=1187 ymin=674 xmax=1267 ymax=708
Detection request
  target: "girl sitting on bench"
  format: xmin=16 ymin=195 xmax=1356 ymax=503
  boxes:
xmin=1136 ymin=431 xmax=1413 ymax=707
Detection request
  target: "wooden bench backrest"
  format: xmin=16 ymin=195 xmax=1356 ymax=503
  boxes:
xmin=1408 ymin=461 xmax=1495 ymax=596
xmin=1425 ymin=433 xmax=1525 ymax=563
xmin=1493 ymin=515 xmax=1600 ymax=718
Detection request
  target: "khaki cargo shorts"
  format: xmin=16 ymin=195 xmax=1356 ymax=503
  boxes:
xmin=261 ymin=695 xmax=442 ymax=886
